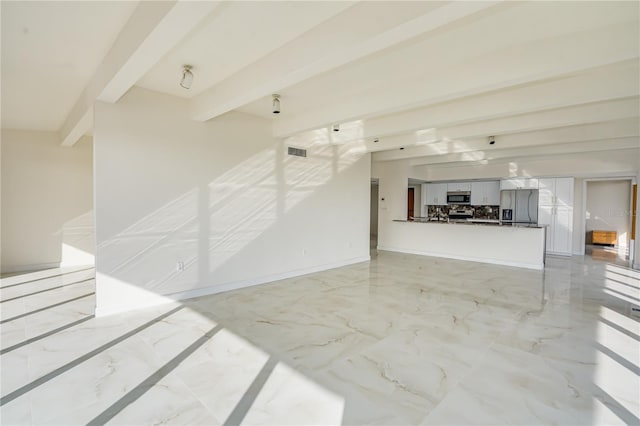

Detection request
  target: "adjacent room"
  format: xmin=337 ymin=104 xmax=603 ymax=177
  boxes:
xmin=585 ymin=179 xmax=633 ymax=263
xmin=1 ymin=1 xmax=639 ymax=425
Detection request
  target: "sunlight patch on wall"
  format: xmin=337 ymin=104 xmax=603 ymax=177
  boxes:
xmin=60 ymin=211 xmax=95 ymax=266
xmin=97 ymin=189 xmax=200 ymax=291
xmin=97 ymin=131 xmax=366 ymax=302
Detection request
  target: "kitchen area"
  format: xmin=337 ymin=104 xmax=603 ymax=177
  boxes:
xmin=386 ymin=177 xmax=575 ymax=270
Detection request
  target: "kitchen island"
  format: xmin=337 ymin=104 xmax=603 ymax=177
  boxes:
xmin=379 ymin=220 xmax=546 ymax=270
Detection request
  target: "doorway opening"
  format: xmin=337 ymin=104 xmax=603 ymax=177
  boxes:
xmin=583 ymin=178 xmax=635 ymax=266
xmin=407 ymin=187 xmax=414 ymax=220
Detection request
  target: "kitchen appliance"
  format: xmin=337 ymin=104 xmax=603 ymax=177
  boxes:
xmin=447 ymin=191 xmax=471 ymax=205
xmin=500 ymin=189 xmax=538 ymax=225
xmin=448 ymin=208 xmax=474 ymax=220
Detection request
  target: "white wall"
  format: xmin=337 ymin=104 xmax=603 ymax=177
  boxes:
xmin=371 ymin=160 xmax=409 ymax=249
xmin=411 ymin=185 xmax=422 ymax=217
xmin=0 ymin=130 xmax=94 ymax=272
xmin=93 ymin=87 xmax=370 ymax=315
xmin=586 ymin=180 xmax=632 ymax=250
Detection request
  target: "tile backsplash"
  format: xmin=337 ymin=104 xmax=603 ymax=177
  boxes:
xmin=425 ymin=205 xmax=499 ymax=220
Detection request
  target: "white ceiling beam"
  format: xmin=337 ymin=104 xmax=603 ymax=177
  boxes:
xmin=404 ymin=138 xmax=640 ymax=168
xmin=372 ymin=118 xmax=640 ymax=162
xmin=362 ymin=97 xmax=639 ymax=157
xmin=273 ymin=22 xmax=639 ymax=138
xmin=359 ymin=61 xmax=639 ymax=142
xmin=431 ymin=97 xmax=639 ymax=141
xmin=60 ymin=0 xmax=221 ymax=147
xmin=189 ymin=1 xmax=502 ymax=123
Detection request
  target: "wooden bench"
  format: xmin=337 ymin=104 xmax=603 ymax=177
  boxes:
xmin=592 ymin=230 xmax=617 ymax=246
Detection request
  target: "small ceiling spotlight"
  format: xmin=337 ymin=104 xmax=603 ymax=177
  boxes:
xmin=400 ymin=147 xmax=405 ymax=150
xmin=373 ymin=138 xmax=379 ymax=143
xmin=180 ymin=65 xmax=193 ymax=89
xmin=272 ymin=94 xmax=280 ymax=114
xmin=332 ymin=124 xmax=340 ymax=132
xmin=489 ymin=136 xmax=496 ymax=145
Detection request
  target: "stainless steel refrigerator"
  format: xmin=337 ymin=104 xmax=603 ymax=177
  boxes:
xmin=500 ymin=189 xmax=539 ymax=225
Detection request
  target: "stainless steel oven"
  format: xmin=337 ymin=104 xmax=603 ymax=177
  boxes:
xmin=447 ymin=191 xmax=471 ymax=204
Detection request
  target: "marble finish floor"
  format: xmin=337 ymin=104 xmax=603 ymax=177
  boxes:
xmin=1 ymin=253 xmax=639 ymax=425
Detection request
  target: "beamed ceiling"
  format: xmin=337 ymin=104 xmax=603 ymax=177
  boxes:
xmin=1 ymin=1 xmax=639 ymax=167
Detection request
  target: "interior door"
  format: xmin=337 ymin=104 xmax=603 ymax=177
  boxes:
xmin=408 ymin=187 xmax=415 ymax=220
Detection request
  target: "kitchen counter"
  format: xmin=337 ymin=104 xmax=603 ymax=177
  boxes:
xmin=399 ymin=219 xmax=544 ymax=228
xmin=381 ymin=220 xmax=546 ymax=269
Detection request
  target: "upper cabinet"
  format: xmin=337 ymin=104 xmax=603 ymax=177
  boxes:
xmin=424 ymin=183 xmax=448 ymax=205
xmin=500 ymin=178 xmax=539 ymax=190
xmin=447 ymin=182 xmax=471 ymax=192
xmin=538 ymin=177 xmax=574 ymax=207
xmin=471 ymin=181 xmax=500 ymax=205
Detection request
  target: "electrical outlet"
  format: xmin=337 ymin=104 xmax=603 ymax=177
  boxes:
xmin=176 ymin=261 xmax=185 ymax=273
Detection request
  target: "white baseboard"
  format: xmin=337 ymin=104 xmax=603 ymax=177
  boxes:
xmin=95 ymin=255 xmax=370 ymax=317
xmin=377 ymin=246 xmax=543 ymax=270
xmin=1 ymin=262 xmax=61 ymax=274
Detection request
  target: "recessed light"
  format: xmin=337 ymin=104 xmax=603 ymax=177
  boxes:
xmin=489 ymin=136 xmax=495 ymax=145
xmin=373 ymin=138 xmax=379 ymax=143
xmin=400 ymin=147 xmax=404 ymax=150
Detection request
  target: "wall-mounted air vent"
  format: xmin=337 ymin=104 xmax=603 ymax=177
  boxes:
xmin=288 ymin=147 xmax=307 ymax=157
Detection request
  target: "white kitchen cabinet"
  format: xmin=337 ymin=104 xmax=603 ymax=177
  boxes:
xmin=500 ymin=178 xmax=539 ymax=190
xmin=553 ymin=207 xmax=573 ymax=255
xmin=471 ymin=181 xmax=500 ymax=205
xmin=537 ymin=177 xmax=574 ymax=255
xmin=447 ymin=182 xmax=471 ymax=192
xmin=554 ymin=178 xmax=574 ymax=208
xmin=538 ymin=177 xmax=573 ymax=207
xmin=538 ymin=178 xmax=555 ymax=206
xmin=424 ymin=183 xmax=448 ymax=205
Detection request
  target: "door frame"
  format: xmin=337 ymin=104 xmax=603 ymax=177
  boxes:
xmin=580 ymin=176 xmax=636 ymax=266
xmin=407 ymin=187 xmax=415 ymax=220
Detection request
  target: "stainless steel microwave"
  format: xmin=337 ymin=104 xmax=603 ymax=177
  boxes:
xmin=447 ymin=191 xmax=471 ymax=204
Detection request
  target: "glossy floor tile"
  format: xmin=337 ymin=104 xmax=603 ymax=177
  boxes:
xmin=1 ymin=254 xmax=639 ymax=425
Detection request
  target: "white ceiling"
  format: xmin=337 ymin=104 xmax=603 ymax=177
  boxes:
xmin=1 ymin=1 xmax=639 ymax=169
xmin=1 ymin=1 xmax=138 ymax=130
xmin=136 ymin=1 xmax=357 ymax=98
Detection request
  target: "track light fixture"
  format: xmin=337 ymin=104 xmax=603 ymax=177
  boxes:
xmin=489 ymin=136 xmax=495 ymax=145
xmin=332 ymin=124 xmax=340 ymax=132
xmin=272 ymin=94 xmax=280 ymax=114
xmin=180 ymin=65 xmax=193 ymax=89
